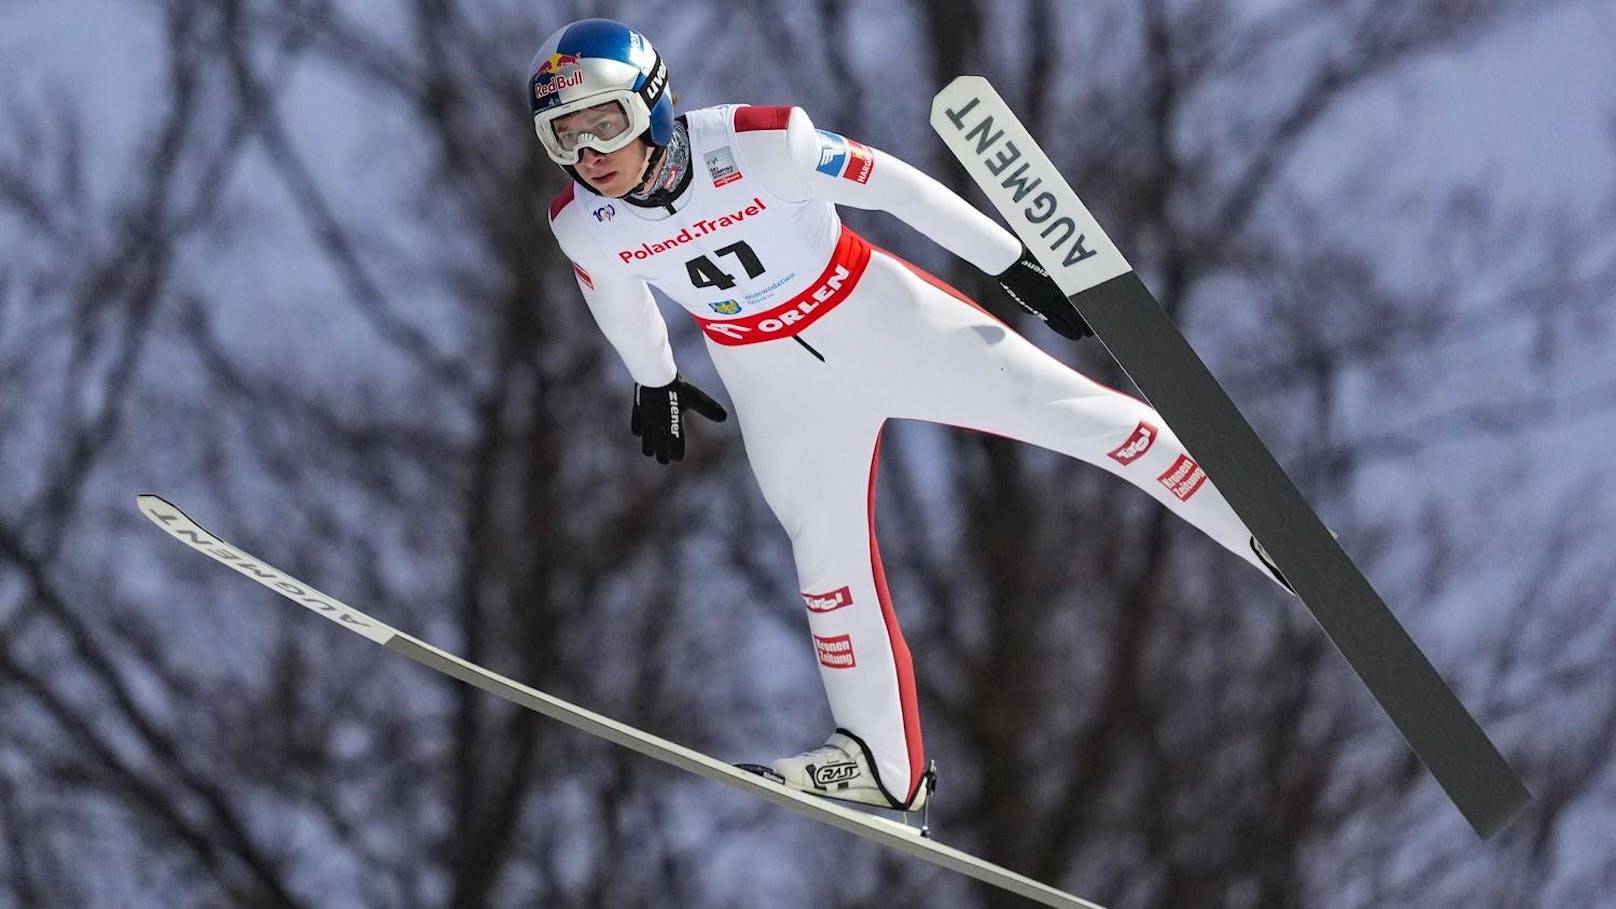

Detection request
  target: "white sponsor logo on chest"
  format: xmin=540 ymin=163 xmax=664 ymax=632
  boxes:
xmin=704 ymin=146 xmax=743 ymax=187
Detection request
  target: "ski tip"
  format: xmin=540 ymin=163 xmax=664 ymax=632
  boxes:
xmin=1469 ymin=780 xmax=1534 ymax=840
xmin=933 ymin=74 xmax=989 ymax=95
xmin=136 ymin=494 xmax=180 ymax=516
xmin=136 ymin=494 xmax=193 ymax=527
xmin=928 ymin=75 xmax=992 ymax=117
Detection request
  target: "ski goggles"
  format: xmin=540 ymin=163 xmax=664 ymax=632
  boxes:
xmin=534 ymin=93 xmax=648 ymax=166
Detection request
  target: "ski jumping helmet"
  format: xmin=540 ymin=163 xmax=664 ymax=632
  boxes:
xmin=528 ymin=19 xmax=673 ymax=167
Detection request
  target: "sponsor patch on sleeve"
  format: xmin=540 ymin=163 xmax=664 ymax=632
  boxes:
xmin=1108 ymin=421 xmax=1158 ymax=465
xmin=802 ymin=586 xmax=853 ymax=613
xmin=813 ymin=633 xmax=856 ymax=669
xmin=813 ymin=130 xmax=874 ymax=184
xmin=1158 ymin=454 xmax=1207 ymax=501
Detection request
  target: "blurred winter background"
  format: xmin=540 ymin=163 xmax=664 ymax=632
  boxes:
xmin=2 ymin=0 xmax=1613 ymax=907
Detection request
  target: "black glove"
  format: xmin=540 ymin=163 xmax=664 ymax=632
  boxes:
xmin=996 ymin=246 xmax=1094 ymax=340
xmin=630 ymin=373 xmax=728 ymax=464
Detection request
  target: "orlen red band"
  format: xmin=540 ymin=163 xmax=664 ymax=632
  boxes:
xmin=693 ymin=227 xmax=871 ymax=346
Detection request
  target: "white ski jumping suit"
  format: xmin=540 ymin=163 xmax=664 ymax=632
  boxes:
xmin=549 ymin=104 xmax=1275 ymax=807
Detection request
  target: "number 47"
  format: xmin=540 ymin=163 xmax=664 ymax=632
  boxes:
xmin=686 ymin=241 xmax=765 ymax=290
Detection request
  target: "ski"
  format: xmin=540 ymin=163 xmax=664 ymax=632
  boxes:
xmin=931 ymin=76 xmax=1530 ymax=839
xmin=136 ymin=495 xmax=1108 ymax=909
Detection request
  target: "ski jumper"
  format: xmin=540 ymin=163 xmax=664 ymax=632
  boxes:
xmin=549 ymin=104 xmax=1276 ymax=807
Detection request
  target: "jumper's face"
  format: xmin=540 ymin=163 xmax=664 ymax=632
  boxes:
xmin=553 ymin=102 xmax=652 ymax=197
xmin=574 ymin=142 xmax=653 ymax=198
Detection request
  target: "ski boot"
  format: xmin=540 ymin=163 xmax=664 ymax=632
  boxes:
xmin=738 ymin=729 xmax=937 ymax=831
xmin=1252 ymin=531 xmax=1340 ymax=595
xmin=1251 ymin=535 xmax=1295 ymax=594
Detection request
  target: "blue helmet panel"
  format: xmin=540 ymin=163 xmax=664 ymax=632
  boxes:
xmin=528 ymin=18 xmax=673 ymax=149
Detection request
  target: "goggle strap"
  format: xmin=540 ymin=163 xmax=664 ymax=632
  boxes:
xmin=640 ymin=52 xmax=668 ymax=112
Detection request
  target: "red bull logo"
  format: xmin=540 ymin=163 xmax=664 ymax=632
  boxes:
xmin=535 ymin=52 xmax=580 ymax=76
xmin=533 ymin=53 xmax=584 ymax=100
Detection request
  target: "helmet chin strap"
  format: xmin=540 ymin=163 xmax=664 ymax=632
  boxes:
xmin=633 ymin=143 xmax=666 ymax=194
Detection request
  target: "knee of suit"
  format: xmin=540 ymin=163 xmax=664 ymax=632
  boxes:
xmin=789 ymin=523 xmax=873 ymax=580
